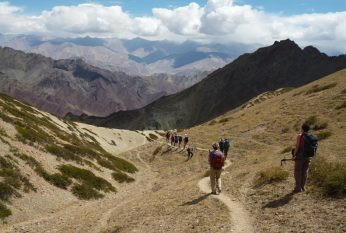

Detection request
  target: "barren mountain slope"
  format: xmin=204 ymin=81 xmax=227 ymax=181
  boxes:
xmin=184 ymin=69 xmax=346 ymax=232
xmin=0 ymin=47 xmax=182 ymax=117
xmin=76 ymin=39 xmax=346 ymax=130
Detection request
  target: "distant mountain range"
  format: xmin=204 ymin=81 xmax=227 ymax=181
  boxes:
xmin=72 ymin=39 xmax=346 ymax=129
xmin=0 ymin=34 xmax=257 ymax=76
xmin=0 ymin=47 xmax=207 ymax=117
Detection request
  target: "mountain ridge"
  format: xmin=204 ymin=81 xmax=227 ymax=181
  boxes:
xmin=72 ymin=39 xmax=346 ymax=129
xmin=0 ymin=46 xmax=185 ymax=117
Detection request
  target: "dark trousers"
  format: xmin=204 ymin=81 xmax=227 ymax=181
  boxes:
xmin=294 ymin=159 xmax=310 ymax=191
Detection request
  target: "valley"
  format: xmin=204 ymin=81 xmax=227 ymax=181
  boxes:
xmin=0 ymin=68 xmax=345 ymax=232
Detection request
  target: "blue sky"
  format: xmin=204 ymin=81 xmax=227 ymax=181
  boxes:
xmin=7 ymin=0 xmax=346 ymax=16
xmin=1 ymin=0 xmax=346 ymax=54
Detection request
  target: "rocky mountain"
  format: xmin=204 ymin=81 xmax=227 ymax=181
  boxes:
xmin=74 ymin=39 xmax=346 ymax=129
xmin=0 ymin=47 xmax=193 ymax=117
xmin=0 ymin=34 xmax=255 ymax=76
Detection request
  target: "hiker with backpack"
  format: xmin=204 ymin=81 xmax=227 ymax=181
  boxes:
xmin=223 ymin=139 xmax=230 ymax=159
xmin=292 ymin=123 xmax=318 ymax=192
xmin=187 ymin=147 xmax=194 ymax=159
xmin=209 ymin=143 xmax=225 ymax=195
xmin=183 ymin=134 xmax=189 ymax=149
xmin=219 ymin=138 xmax=225 ymax=153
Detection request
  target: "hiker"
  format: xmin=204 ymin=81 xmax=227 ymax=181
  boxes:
xmin=166 ymin=131 xmax=170 ymax=143
xmin=187 ymin=147 xmax=194 ymax=159
xmin=170 ymin=134 xmax=175 ymax=146
xmin=174 ymin=134 xmax=179 ymax=147
xmin=209 ymin=143 xmax=225 ymax=195
xmin=292 ymin=123 xmax=318 ymax=192
xmin=178 ymin=135 xmax=183 ymax=149
xmin=183 ymin=134 xmax=189 ymax=149
xmin=219 ymin=138 xmax=225 ymax=153
xmin=223 ymin=139 xmax=230 ymax=159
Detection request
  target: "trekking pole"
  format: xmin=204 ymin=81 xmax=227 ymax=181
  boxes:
xmin=280 ymin=158 xmax=295 ymax=166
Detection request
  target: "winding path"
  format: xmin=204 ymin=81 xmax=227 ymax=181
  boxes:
xmin=197 ymin=158 xmax=254 ymax=233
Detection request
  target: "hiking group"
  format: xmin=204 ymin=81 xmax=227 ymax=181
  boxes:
xmin=165 ymin=121 xmax=318 ymax=195
xmin=166 ymin=131 xmax=189 ymax=149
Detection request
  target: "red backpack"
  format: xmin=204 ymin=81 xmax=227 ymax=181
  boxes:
xmin=211 ymin=151 xmax=225 ymax=169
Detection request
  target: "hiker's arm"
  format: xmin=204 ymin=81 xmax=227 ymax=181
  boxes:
xmin=293 ymin=135 xmax=300 ymax=158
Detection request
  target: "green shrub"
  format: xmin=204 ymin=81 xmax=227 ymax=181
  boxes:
xmin=104 ymin=155 xmax=138 ymax=174
xmin=71 ymin=184 xmax=104 ymax=200
xmin=153 ymin=146 xmax=162 ymax=156
xmin=15 ymin=125 xmax=54 ymax=144
xmin=112 ymin=172 xmax=135 ymax=183
xmin=45 ymin=144 xmax=82 ymax=162
xmin=316 ymin=131 xmax=332 ymax=140
xmin=305 ymin=116 xmax=318 ymax=126
xmin=313 ymin=122 xmax=328 ymax=131
xmin=0 ymin=111 xmax=13 ymax=123
xmin=335 ymin=100 xmax=346 ymax=110
xmin=148 ymin=133 xmax=158 ymax=140
xmin=309 ymin=158 xmax=346 ymax=197
xmin=304 ymin=116 xmax=328 ymax=131
xmin=209 ymin=120 xmax=217 ymax=126
xmin=0 ymin=182 xmax=15 ymax=201
xmin=306 ymin=82 xmax=337 ymax=95
xmin=219 ymin=118 xmax=229 ymax=123
xmin=0 ymin=127 xmax=7 ymax=137
xmin=59 ymin=165 xmax=115 ymax=192
xmin=62 ymin=144 xmax=101 ymax=160
xmin=13 ymin=153 xmax=68 ymax=190
xmin=281 ymin=127 xmax=290 ymax=133
xmin=0 ymin=156 xmax=36 ymax=193
xmin=45 ymin=173 xmax=72 ymax=189
xmin=0 ymin=202 xmax=11 ymax=219
xmin=254 ymin=167 xmax=289 ymax=187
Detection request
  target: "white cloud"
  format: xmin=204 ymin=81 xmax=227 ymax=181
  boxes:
xmin=0 ymin=0 xmax=345 ymax=53
xmin=153 ymin=3 xmax=203 ymax=35
xmin=0 ymin=1 xmax=22 ymax=14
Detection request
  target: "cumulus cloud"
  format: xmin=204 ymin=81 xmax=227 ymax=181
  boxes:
xmin=0 ymin=1 xmax=22 ymax=14
xmin=0 ymin=0 xmax=345 ymax=53
xmin=153 ymin=3 xmax=203 ymax=35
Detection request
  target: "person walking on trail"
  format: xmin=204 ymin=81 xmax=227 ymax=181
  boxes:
xmin=170 ymin=134 xmax=175 ymax=146
xmin=178 ymin=135 xmax=183 ymax=149
xmin=209 ymin=143 xmax=225 ymax=195
xmin=223 ymin=139 xmax=230 ymax=159
xmin=292 ymin=123 xmax=318 ymax=193
xmin=183 ymin=134 xmax=189 ymax=149
xmin=174 ymin=134 xmax=179 ymax=147
xmin=187 ymin=147 xmax=194 ymax=159
xmin=166 ymin=131 xmax=170 ymax=143
xmin=219 ymin=138 xmax=225 ymax=153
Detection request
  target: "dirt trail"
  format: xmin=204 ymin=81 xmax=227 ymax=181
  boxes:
xmin=198 ymin=160 xmax=254 ymax=233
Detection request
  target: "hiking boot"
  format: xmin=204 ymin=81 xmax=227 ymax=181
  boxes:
xmin=293 ymin=188 xmax=302 ymax=193
xmin=211 ymin=191 xmax=217 ymax=195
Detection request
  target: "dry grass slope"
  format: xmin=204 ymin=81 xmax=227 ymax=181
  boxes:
xmin=186 ymin=69 xmax=346 ymax=232
xmin=0 ymin=93 xmax=146 ymax=219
